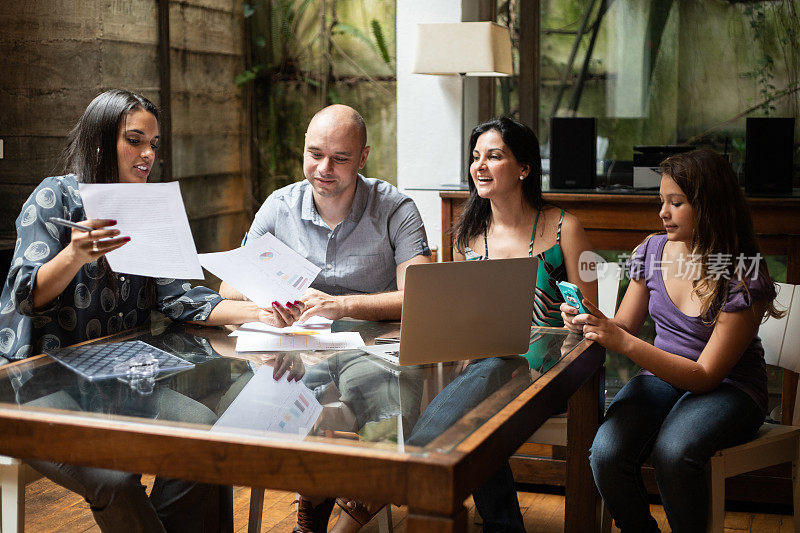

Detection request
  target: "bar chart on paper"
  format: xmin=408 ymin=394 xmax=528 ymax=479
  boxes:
xmin=275 ymin=270 xmax=310 ymax=291
xmin=199 ymin=233 xmax=321 ymax=307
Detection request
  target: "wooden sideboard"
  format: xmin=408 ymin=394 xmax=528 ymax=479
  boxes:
xmin=440 ymin=191 xmax=800 ymax=284
xmin=440 ymin=190 xmax=800 ymax=504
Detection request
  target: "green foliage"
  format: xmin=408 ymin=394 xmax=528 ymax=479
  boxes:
xmin=743 ymin=4 xmax=778 ymax=115
xmin=739 ymin=2 xmax=800 ymax=117
xmin=333 ymin=22 xmax=370 ymax=47
xmin=234 ymin=65 xmax=263 ymax=86
xmin=332 ymin=19 xmax=394 ymax=68
xmin=237 ymin=0 xmax=398 ymax=198
xmin=327 ymin=87 xmax=341 ymax=105
xmin=371 ymin=19 xmax=391 ymax=67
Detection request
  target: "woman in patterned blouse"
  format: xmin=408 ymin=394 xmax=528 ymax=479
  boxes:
xmin=0 ymin=89 xmax=286 ymax=532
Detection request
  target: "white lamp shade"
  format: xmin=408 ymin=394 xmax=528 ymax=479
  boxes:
xmin=412 ymin=22 xmax=513 ymax=77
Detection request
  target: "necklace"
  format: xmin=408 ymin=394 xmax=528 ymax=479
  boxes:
xmin=482 ymin=210 xmax=539 ymax=259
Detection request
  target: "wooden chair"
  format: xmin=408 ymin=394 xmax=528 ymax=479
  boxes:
xmin=707 ymin=282 xmax=800 ymax=532
xmin=246 ymin=398 xmax=394 ymax=533
xmin=0 ymin=455 xmax=42 ymax=533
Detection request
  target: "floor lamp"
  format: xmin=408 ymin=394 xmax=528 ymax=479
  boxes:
xmin=412 ymin=22 xmax=514 ymax=181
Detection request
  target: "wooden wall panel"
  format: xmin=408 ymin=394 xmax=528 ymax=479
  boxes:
xmin=180 ymin=173 xmax=247 ymax=227
xmin=168 ymin=0 xmax=247 ymax=254
xmin=0 ymin=0 xmax=249 ymax=260
xmin=170 ymin=2 xmax=240 ymax=56
xmin=0 ymin=0 xmax=102 ymax=42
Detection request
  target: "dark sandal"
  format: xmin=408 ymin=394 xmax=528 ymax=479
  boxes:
xmin=335 ymin=497 xmax=382 ymax=526
xmin=293 ymin=496 xmax=335 ymax=533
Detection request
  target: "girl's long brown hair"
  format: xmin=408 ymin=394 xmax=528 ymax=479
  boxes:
xmin=660 ymin=149 xmax=783 ymax=324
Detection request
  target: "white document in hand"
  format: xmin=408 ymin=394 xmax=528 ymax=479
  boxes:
xmin=211 ymin=367 xmax=322 ymax=438
xmin=198 ymin=233 xmax=321 ymax=308
xmin=78 ymin=182 xmax=203 ymax=279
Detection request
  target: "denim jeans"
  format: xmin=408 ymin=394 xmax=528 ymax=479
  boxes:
xmin=407 ymin=356 xmax=530 ymax=533
xmin=589 ymin=374 xmax=763 ymax=533
xmin=25 ymin=387 xmax=222 ymax=533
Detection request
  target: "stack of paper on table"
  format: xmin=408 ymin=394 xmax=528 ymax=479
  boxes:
xmin=234 ymin=330 xmax=364 ymax=352
xmin=231 ymin=315 xmax=364 ymax=352
xmin=230 ymin=315 xmax=334 ymax=336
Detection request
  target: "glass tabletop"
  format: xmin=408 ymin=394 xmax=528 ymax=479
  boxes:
xmin=0 ymin=320 xmax=586 ymax=456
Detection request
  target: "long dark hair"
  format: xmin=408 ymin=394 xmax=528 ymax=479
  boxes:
xmin=60 ymin=90 xmax=158 ymax=295
xmin=61 ymin=89 xmax=159 ymax=183
xmin=659 ymin=149 xmax=782 ymax=323
xmin=452 ymin=117 xmax=544 ymax=253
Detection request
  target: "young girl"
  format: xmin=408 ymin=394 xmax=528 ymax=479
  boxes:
xmin=0 ymin=89 xmax=283 ymax=531
xmin=564 ymin=149 xmax=782 ymax=531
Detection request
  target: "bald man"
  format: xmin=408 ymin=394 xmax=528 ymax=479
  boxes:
xmin=221 ymin=104 xmax=431 ymax=323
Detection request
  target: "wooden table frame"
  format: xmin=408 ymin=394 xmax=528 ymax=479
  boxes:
xmin=0 ymin=333 xmax=605 ymax=532
xmin=441 ymin=190 xmax=800 ymax=504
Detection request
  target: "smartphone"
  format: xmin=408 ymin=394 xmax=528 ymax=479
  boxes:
xmin=557 ymin=281 xmax=591 ymax=315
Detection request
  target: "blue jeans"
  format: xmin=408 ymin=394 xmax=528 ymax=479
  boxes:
xmin=590 ymin=374 xmax=763 ymax=533
xmin=407 ymin=357 xmax=530 ymax=533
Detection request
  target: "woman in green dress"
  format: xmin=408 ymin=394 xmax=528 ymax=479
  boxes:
xmin=332 ymin=117 xmax=597 ymax=533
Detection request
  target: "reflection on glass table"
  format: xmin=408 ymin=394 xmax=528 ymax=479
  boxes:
xmin=0 ymin=320 xmax=603 ymax=533
xmin=0 ymin=321 xmax=585 ymax=455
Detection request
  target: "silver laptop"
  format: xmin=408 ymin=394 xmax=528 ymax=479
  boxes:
xmin=390 ymin=257 xmax=538 ymax=366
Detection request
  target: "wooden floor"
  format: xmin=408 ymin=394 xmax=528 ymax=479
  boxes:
xmin=16 ymin=476 xmax=794 ymax=532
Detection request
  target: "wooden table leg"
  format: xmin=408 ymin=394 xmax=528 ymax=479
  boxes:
xmin=565 ymin=366 xmax=604 ymax=533
xmin=247 ymin=488 xmax=264 ymax=533
xmin=407 ymin=504 xmax=467 ymax=533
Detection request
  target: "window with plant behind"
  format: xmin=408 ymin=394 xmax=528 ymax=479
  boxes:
xmin=237 ymin=0 xmax=397 ymax=207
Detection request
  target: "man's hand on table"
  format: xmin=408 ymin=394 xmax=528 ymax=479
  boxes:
xmin=297 ymin=288 xmax=347 ymax=322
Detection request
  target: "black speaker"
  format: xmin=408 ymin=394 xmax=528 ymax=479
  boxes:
xmin=550 ymin=117 xmax=596 ymax=189
xmin=745 ymin=117 xmax=794 ymax=195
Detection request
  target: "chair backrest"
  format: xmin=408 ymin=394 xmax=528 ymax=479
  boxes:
xmin=597 ymin=261 xmax=622 ymax=318
xmin=773 ymin=284 xmax=800 ymax=426
xmin=754 ymin=282 xmax=800 ymax=425
xmin=758 ymin=283 xmax=800 ymax=371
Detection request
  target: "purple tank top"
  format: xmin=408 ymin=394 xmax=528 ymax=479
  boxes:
xmin=628 ymin=234 xmax=776 ymax=415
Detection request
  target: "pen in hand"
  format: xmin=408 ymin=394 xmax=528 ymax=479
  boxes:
xmin=48 ymin=217 xmax=128 ymax=256
xmin=48 ymin=217 xmax=95 ymax=232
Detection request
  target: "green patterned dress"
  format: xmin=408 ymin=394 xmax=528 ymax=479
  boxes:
xmin=464 ymin=209 xmax=568 ymax=366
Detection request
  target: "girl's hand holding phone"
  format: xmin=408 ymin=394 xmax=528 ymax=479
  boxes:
xmin=558 ymin=281 xmax=592 ymax=334
xmin=557 ymin=281 xmax=628 ymax=351
xmin=571 ymin=299 xmax=631 ymax=353
xmin=560 ymin=302 xmax=585 ymax=334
